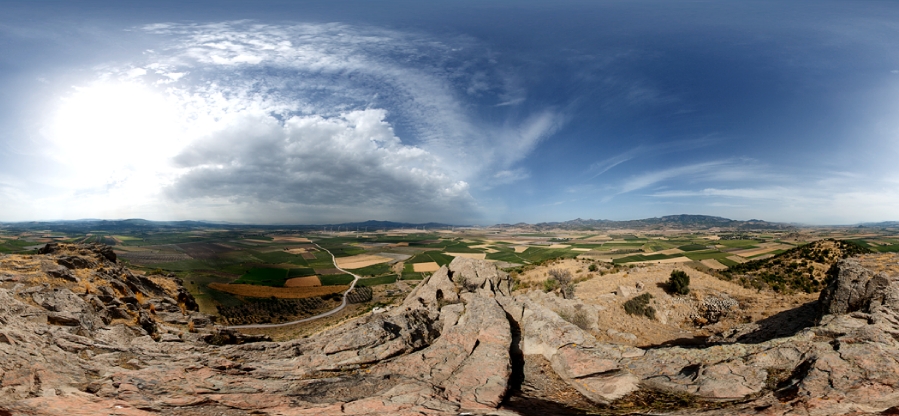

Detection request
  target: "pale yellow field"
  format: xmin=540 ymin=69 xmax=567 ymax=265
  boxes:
xmin=485 ymin=249 xmax=499 ymax=253
xmin=284 ymin=276 xmax=322 ymax=287
xmin=285 ymin=248 xmax=308 ymax=254
xmin=726 ymin=255 xmax=748 ymax=264
xmin=335 ymin=254 xmax=393 ymax=269
xmin=271 ymin=236 xmax=312 ymax=243
xmin=468 ymin=244 xmax=492 ymax=249
xmin=732 ymin=247 xmax=782 ymax=257
xmin=641 ymin=248 xmax=685 ymax=256
xmin=446 ymin=252 xmax=486 ymax=260
xmin=513 ymin=246 xmax=529 ymax=253
xmin=413 ymin=262 xmax=440 ymax=272
xmin=630 ymin=256 xmax=692 ymax=265
xmin=701 ymin=259 xmax=728 ymax=270
xmin=548 ymin=244 xmax=571 ymax=249
xmin=571 ymin=248 xmax=593 ymax=252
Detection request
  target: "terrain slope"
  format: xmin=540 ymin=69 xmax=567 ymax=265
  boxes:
xmin=0 ymin=244 xmax=898 ymax=415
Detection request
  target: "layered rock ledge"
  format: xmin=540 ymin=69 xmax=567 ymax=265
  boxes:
xmin=0 ymin=244 xmax=898 ymax=415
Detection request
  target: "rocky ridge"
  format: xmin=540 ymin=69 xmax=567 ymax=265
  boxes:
xmin=0 ymin=244 xmax=898 ymax=415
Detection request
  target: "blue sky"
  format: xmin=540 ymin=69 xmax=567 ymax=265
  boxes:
xmin=1 ymin=1 xmax=898 ymax=225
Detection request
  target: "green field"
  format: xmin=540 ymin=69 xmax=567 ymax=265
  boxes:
xmin=716 ymin=239 xmax=761 ymax=248
xmin=677 ymin=244 xmax=709 ymax=252
xmin=287 ymin=267 xmax=316 ymax=278
xmin=407 ymin=251 xmax=455 ymax=265
xmin=319 ymin=274 xmax=355 ymax=285
xmin=349 ymin=262 xmax=393 ymax=277
xmin=233 ymin=267 xmax=289 ymax=286
xmin=358 ymin=275 xmax=397 ymax=286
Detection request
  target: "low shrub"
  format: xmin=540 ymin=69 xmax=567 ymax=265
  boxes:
xmin=623 ymin=293 xmax=656 ymax=320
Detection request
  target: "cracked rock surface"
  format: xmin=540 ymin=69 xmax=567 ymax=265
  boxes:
xmin=1 ymin=247 xmax=899 ymax=415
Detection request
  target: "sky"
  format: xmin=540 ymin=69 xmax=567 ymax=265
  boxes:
xmin=1 ymin=0 xmax=898 ymax=225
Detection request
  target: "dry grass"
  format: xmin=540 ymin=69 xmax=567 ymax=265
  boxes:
xmin=271 ymin=236 xmax=311 ymax=243
xmin=208 ymin=283 xmax=348 ymax=299
xmin=284 ymin=276 xmax=322 ymax=287
xmin=335 ymin=254 xmax=393 ymax=269
xmin=516 ymin=258 xmax=818 ymax=346
xmin=700 ymin=259 xmax=728 ymax=270
xmin=445 ymin=252 xmax=486 ymax=260
xmin=413 ymin=262 xmax=440 ymax=272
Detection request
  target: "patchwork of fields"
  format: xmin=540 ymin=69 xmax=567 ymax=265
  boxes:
xmin=2 ymin=224 xmax=896 ymax=325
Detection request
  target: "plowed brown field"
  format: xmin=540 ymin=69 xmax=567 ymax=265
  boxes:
xmin=284 ymin=276 xmax=322 ymax=287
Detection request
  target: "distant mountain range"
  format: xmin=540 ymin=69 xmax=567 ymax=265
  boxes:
xmin=0 ymin=218 xmax=455 ymax=233
xmin=2 ymin=215 xmax=894 ymax=233
xmin=493 ymin=214 xmax=793 ymax=231
xmin=860 ymin=221 xmax=899 ymax=228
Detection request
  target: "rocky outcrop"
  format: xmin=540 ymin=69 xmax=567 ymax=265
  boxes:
xmin=2 ymin=247 xmax=899 ymax=415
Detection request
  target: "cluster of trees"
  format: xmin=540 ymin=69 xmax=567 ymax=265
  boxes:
xmin=217 ymin=297 xmax=328 ymax=325
xmin=346 ymin=286 xmax=373 ymax=304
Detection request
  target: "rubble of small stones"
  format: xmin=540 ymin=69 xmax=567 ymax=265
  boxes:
xmin=0 ymin=244 xmax=898 ymax=415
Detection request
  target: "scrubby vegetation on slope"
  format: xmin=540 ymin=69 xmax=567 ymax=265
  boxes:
xmin=722 ymin=239 xmax=872 ymax=293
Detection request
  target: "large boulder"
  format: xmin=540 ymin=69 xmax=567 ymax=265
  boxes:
xmin=818 ymin=258 xmax=898 ymax=319
xmin=401 ymin=257 xmax=513 ymax=313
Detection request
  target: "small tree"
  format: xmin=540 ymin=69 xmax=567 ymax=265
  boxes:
xmin=547 ymin=268 xmax=576 ymax=299
xmin=668 ymin=269 xmax=690 ymax=295
xmin=588 ymin=263 xmax=598 ymax=272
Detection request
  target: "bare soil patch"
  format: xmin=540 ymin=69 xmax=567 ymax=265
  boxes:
xmin=313 ymin=268 xmax=342 ymax=275
xmin=301 ymin=253 xmax=316 ymax=260
xmin=284 ymin=248 xmax=308 ymax=254
xmin=548 ymin=244 xmax=571 ymax=249
xmin=284 ymin=276 xmax=322 ymax=287
xmin=335 ymin=254 xmax=393 ymax=269
xmin=208 ymin=283 xmax=346 ymax=299
xmin=514 ymin=246 xmax=530 ymax=253
xmin=413 ymin=262 xmax=440 ymax=272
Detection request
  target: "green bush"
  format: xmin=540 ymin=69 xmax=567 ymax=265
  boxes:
xmin=668 ymin=269 xmax=690 ymax=295
xmin=623 ymin=293 xmax=655 ymax=320
xmin=588 ymin=263 xmax=598 ymax=272
xmin=542 ymin=278 xmax=559 ymax=292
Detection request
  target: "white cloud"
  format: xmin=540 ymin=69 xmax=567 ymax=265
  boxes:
xmin=169 ymin=109 xmax=474 ymax=218
xmin=25 ymin=21 xmax=562 ymax=223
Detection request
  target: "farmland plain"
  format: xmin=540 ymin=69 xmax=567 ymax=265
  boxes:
xmin=2 ymin=219 xmax=897 ymax=328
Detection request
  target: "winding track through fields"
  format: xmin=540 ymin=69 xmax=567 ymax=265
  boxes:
xmin=223 ymin=243 xmax=362 ymax=329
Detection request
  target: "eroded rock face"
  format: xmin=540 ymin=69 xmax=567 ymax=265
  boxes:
xmin=2 ymin=247 xmax=899 ymax=415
